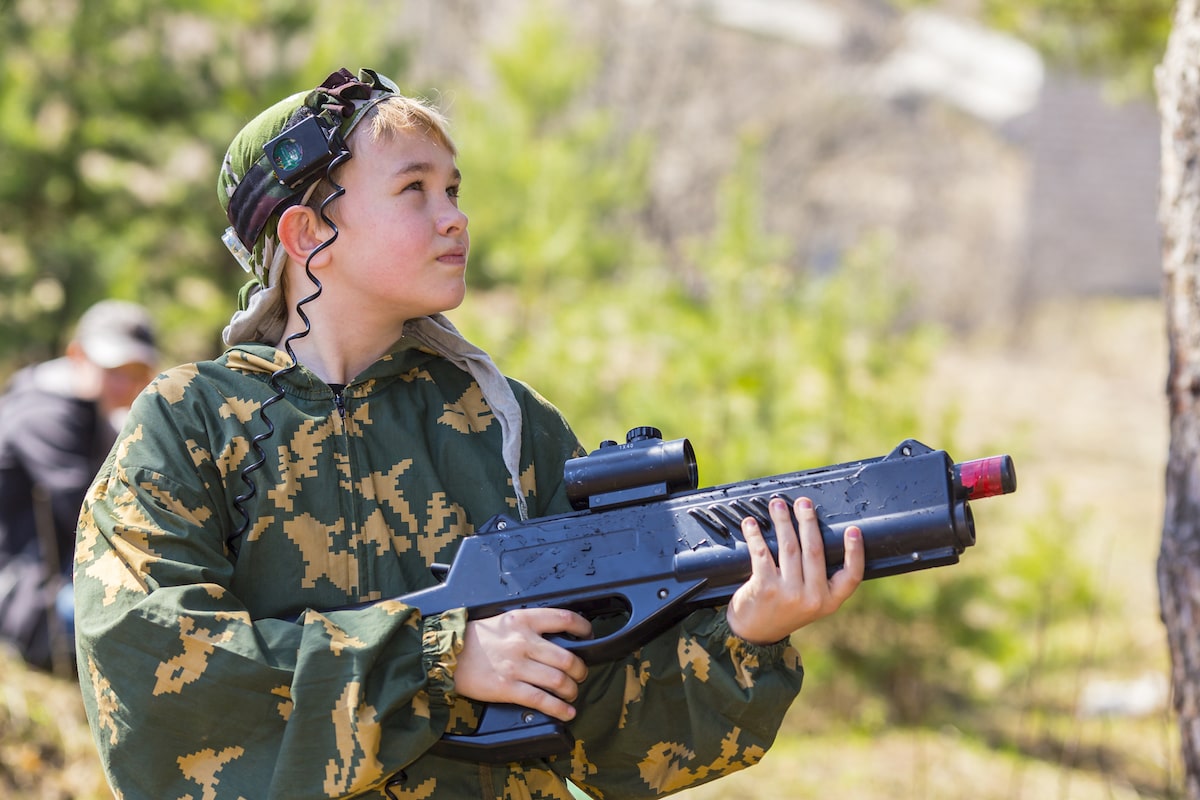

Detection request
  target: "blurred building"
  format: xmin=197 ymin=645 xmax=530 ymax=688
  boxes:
xmin=397 ymin=0 xmax=1163 ymax=329
xmin=707 ymin=0 xmax=1163 ymax=316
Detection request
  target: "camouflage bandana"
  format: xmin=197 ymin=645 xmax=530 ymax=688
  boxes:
xmin=218 ymin=67 xmax=398 ymax=345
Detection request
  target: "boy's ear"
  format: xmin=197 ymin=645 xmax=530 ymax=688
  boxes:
xmin=277 ymin=205 xmax=333 ymax=266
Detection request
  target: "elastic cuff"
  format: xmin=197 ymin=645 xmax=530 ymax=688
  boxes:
xmin=712 ymin=608 xmax=795 ymax=668
xmin=421 ymin=607 xmax=467 ymax=706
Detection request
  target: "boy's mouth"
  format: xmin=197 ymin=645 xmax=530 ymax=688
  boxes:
xmin=438 ymin=247 xmax=467 ymax=265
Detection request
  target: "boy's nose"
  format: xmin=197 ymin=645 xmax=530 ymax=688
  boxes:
xmin=440 ymin=205 xmax=467 ymax=234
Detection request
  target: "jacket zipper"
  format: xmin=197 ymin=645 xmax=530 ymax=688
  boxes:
xmin=331 ymin=385 xmax=369 ymax=594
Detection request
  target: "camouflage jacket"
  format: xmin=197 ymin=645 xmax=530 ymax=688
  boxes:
xmin=74 ymin=338 xmax=805 ymax=799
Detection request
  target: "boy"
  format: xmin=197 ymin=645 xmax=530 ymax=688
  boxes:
xmin=74 ymin=68 xmax=862 ymax=799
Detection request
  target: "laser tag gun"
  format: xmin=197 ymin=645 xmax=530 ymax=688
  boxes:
xmin=410 ymin=427 xmax=1016 ymax=762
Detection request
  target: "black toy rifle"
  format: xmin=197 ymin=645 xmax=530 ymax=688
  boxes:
xmin=408 ymin=428 xmax=1016 ymax=762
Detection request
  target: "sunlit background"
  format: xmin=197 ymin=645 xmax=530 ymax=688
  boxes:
xmin=0 ymin=1 xmax=1178 ymax=797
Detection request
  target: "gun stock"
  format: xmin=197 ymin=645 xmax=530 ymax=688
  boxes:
xmin=399 ymin=434 xmax=1016 ymax=762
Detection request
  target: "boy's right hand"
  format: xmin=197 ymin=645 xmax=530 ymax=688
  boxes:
xmin=455 ymin=609 xmax=592 ymax=722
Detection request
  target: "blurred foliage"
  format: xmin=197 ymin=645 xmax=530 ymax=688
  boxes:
xmin=457 ymin=128 xmax=942 ymax=477
xmin=453 ymin=11 xmax=652 ymax=292
xmin=802 ymin=486 xmax=1104 ymax=729
xmin=980 ymin=0 xmax=1173 ymax=97
xmin=0 ymin=0 xmax=408 ymax=372
xmin=899 ymin=0 xmax=1174 ymax=98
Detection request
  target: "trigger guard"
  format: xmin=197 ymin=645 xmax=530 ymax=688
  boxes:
xmin=544 ymin=579 xmax=709 ymax=663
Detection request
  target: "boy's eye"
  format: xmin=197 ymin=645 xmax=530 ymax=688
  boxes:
xmin=404 ymin=180 xmax=424 ymax=192
xmin=448 ymin=185 xmax=461 ymax=200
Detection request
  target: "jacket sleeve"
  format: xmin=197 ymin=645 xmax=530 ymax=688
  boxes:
xmin=73 ymin=402 xmax=467 ymax=800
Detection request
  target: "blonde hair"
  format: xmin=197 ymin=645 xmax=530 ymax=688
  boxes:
xmin=359 ymin=94 xmax=457 ymax=156
xmin=304 ymin=95 xmax=457 ymax=212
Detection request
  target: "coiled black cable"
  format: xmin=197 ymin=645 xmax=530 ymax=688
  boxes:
xmin=228 ymin=150 xmax=351 ymax=555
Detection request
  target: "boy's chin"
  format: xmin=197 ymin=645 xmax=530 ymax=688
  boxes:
xmin=441 ymin=286 xmax=469 ymax=313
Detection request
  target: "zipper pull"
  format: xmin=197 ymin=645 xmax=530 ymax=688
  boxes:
xmin=333 ymin=389 xmax=346 ymax=419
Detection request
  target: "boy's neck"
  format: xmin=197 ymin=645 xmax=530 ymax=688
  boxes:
xmin=276 ymin=314 xmax=408 ymax=385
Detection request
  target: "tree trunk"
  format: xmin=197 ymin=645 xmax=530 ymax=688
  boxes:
xmin=1160 ymin=1 xmax=1200 ymax=797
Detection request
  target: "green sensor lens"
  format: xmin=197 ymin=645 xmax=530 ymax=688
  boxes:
xmin=271 ymin=138 xmax=304 ymax=172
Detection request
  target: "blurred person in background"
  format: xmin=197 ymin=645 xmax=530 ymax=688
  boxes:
xmin=0 ymin=299 xmax=158 ymax=673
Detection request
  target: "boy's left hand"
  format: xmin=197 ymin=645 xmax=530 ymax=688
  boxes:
xmin=726 ymin=496 xmax=864 ymax=645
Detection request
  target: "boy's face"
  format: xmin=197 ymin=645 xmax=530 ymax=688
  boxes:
xmin=324 ymin=127 xmax=468 ymax=323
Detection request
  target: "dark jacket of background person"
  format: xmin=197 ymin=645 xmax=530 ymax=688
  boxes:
xmin=0 ymin=300 xmax=157 ymax=671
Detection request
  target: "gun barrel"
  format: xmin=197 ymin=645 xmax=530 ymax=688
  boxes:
xmin=953 ymin=455 xmax=1017 ymax=500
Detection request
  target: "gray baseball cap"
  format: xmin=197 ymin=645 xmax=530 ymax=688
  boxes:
xmin=75 ymin=300 xmax=159 ymax=369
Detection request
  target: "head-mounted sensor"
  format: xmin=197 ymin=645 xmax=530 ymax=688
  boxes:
xmin=223 ymin=68 xmax=397 ymax=264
